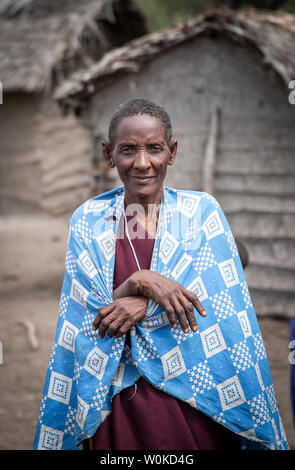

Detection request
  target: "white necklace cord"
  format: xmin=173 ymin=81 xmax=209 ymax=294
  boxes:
xmin=127 ymin=383 xmax=137 ymax=400
xmin=123 ymin=208 xmax=141 ymax=271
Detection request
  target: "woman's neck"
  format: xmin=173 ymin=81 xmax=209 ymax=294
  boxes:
xmin=124 ymin=186 xmax=164 ymax=210
xmin=124 ymin=189 xmax=163 ymax=238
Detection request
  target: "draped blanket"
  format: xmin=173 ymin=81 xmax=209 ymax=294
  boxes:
xmin=33 ymin=186 xmax=288 ymax=450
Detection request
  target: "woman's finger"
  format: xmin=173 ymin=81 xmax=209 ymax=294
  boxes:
xmin=115 ymin=323 xmax=129 ymax=338
xmin=97 ymin=309 xmax=117 ymax=338
xmin=115 ymin=320 xmax=135 ymax=338
xmin=186 ymin=291 xmax=207 ymax=317
xmin=179 ymin=297 xmax=198 ymax=332
xmin=171 ymin=298 xmax=189 ymax=333
xmin=92 ymin=304 xmax=114 ymax=330
xmin=107 ymin=317 xmax=126 ymax=338
xmin=163 ymin=304 xmax=177 ymax=328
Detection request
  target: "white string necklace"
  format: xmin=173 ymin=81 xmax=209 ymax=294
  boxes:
xmin=123 ymin=208 xmax=141 ymax=271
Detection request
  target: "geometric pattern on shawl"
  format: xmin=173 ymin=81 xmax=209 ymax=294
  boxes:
xmin=33 ymin=186 xmax=289 ymax=450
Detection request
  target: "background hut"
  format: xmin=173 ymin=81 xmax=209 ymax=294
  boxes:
xmin=55 ymin=7 xmax=295 ymax=319
xmin=0 ymin=0 xmax=147 ymax=215
xmin=0 ymin=0 xmax=148 ymax=449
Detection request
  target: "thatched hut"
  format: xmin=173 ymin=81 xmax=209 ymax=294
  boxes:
xmin=55 ymin=7 xmax=295 ymax=318
xmin=0 ymin=0 xmax=147 ymax=215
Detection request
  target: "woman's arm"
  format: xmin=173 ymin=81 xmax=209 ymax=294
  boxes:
xmin=112 ymin=276 xmax=139 ymax=300
xmin=93 ymin=270 xmax=206 ymax=338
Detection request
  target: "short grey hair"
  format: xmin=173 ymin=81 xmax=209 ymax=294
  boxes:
xmin=108 ymin=97 xmax=173 ymax=148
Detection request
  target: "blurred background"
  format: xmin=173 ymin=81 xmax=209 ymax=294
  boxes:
xmin=136 ymin=0 xmax=295 ymax=31
xmin=0 ymin=0 xmax=295 ymax=450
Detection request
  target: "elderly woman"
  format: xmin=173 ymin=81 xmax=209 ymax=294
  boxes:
xmin=34 ymin=98 xmax=288 ymax=451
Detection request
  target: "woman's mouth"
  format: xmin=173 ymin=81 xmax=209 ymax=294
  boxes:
xmin=129 ymin=175 xmax=156 ymax=182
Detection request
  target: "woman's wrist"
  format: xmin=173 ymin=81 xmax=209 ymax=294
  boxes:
xmin=128 ymin=270 xmax=150 ymax=297
xmin=113 ymin=279 xmax=131 ymax=299
xmin=113 ymin=270 xmax=149 ymax=299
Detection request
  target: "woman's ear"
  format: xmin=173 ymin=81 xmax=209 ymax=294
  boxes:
xmin=168 ymin=139 xmax=178 ymax=165
xmin=102 ymin=141 xmax=115 ymax=168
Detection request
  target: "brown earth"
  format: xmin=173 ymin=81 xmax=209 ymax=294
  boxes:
xmin=0 ymin=214 xmax=294 ymax=450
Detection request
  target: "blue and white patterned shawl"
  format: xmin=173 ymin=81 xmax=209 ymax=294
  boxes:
xmin=33 ymin=186 xmax=288 ymax=450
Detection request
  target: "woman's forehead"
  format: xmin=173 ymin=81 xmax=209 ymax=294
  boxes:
xmin=115 ymin=114 xmax=166 ymax=142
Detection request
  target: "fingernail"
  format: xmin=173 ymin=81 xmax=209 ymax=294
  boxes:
xmin=193 ymin=325 xmax=198 ymax=331
xmin=184 ymin=328 xmax=189 ymax=334
xmin=202 ymin=310 xmax=207 ymax=316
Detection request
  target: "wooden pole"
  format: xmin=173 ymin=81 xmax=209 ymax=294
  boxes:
xmin=203 ymin=106 xmax=220 ymax=196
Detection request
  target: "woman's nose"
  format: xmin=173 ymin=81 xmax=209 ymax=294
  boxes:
xmin=133 ymin=150 xmax=151 ymax=170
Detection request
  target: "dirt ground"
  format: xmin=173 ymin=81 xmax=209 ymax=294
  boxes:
xmin=0 ymin=214 xmax=294 ymax=450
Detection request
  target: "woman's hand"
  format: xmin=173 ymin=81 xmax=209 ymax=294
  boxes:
xmin=92 ymin=296 xmax=149 ymax=339
xmin=130 ymin=270 xmax=207 ymax=333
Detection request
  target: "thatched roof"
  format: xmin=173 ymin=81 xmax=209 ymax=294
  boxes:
xmin=54 ymin=7 xmax=295 ymax=111
xmin=0 ymin=0 xmax=147 ymax=93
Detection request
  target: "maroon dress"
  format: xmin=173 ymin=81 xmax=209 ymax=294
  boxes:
xmin=92 ymin=215 xmax=240 ymax=450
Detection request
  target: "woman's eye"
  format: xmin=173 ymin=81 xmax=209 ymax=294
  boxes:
xmin=148 ymin=145 xmax=162 ymax=153
xmin=120 ymin=146 xmax=135 ymax=154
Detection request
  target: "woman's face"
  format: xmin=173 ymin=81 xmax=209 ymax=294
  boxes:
xmin=103 ymin=114 xmax=177 ymax=204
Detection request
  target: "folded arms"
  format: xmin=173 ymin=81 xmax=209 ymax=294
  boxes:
xmin=92 ymin=270 xmax=206 ymax=339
